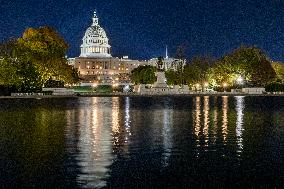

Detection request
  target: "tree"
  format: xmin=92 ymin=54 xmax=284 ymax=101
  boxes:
xmin=18 ymin=26 xmax=76 ymax=84
xmin=165 ymin=69 xmax=178 ymax=85
xmin=251 ymin=58 xmax=276 ymax=86
xmin=0 ymin=26 xmax=79 ymax=93
xmin=0 ymin=43 xmax=43 ymax=92
xmin=183 ymin=56 xmax=213 ymax=89
xmin=131 ymin=65 xmax=157 ymax=84
xmin=272 ymin=62 xmax=284 ymax=82
xmin=211 ymin=46 xmax=276 ymax=87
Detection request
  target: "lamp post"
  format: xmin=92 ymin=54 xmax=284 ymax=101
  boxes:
xmin=204 ymin=82 xmax=208 ymax=92
xmin=223 ymin=82 xmax=227 ymax=92
xmin=236 ymin=76 xmax=244 ymax=88
xmin=196 ymin=83 xmax=200 ymax=92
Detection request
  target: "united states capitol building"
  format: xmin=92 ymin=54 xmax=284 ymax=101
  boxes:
xmin=68 ymin=11 xmax=180 ymax=85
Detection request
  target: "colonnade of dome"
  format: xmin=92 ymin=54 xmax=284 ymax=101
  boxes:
xmin=80 ymin=11 xmax=111 ymax=58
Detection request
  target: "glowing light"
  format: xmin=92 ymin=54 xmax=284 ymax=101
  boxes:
xmin=236 ymin=76 xmax=244 ymax=84
xmin=123 ymin=85 xmax=130 ymax=92
xmin=204 ymin=82 xmax=209 ymax=87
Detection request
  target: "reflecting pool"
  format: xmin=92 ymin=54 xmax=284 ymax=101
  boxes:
xmin=0 ymin=96 xmax=283 ymax=188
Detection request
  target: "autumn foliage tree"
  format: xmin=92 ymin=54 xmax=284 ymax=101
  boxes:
xmin=0 ymin=26 xmax=79 ymax=93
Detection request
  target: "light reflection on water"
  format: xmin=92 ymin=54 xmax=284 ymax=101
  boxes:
xmin=76 ymin=98 xmax=113 ymax=188
xmin=124 ymin=97 xmax=131 ymax=145
xmin=162 ymin=98 xmax=173 ymax=167
xmin=212 ymin=96 xmax=218 ymax=145
xmin=0 ymin=96 xmax=283 ymax=188
xmin=203 ymin=96 xmax=210 ymax=146
xmin=74 ymin=96 xmax=245 ymax=188
xmin=193 ymin=96 xmax=229 ymax=149
xmin=222 ymin=96 xmax=228 ymax=143
xmin=193 ymin=96 xmax=201 ymax=144
xmin=235 ymin=96 xmax=245 ymax=155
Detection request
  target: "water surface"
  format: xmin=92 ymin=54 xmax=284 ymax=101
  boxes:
xmin=0 ymin=96 xmax=283 ymax=188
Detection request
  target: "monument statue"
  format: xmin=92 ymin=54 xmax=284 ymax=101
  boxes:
xmin=156 ymin=56 xmax=164 ymax=71
xmin=154 ymin=57 xmax=167 ymax=88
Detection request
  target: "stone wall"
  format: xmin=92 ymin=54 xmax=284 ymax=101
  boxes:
xmin=135 ymin=84 xmax=190 ymax=95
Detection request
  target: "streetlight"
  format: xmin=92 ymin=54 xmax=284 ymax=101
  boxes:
xmin=196 ymin=83 xmax=200 ymax=91
xmin=236 ymin=76 xmax=244 ymax=86
xmin=92 ymin=83 xmax=98 ymax=87
xmin=223 ymin=82 xmax=228 ymax=92
xmin=204 ymin=82 xmax=209 ymax=92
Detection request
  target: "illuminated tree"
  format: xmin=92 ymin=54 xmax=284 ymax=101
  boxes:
xmin=131 ymin=65 xmax=157 ymax=84
xmin=0 ymin=26 xmax=79 ymax=93
xmin=211 ymin=46 xmax=276 ymax=87
xmin=271 ymin=62 xmax=284 ymax=82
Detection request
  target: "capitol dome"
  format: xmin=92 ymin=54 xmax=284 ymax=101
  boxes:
xmin=80 ymin=11 xmax=111 ymax=58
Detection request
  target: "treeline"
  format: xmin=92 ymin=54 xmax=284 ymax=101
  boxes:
xmin=0 ymin=26 xmax=79 ymax=94
xmin=132 ymin=46 xmax=284 ymax=91
xmin=169 ymin=46 xmax=277 ymax=88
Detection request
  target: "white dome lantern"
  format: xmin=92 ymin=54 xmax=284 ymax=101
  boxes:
xmin=80 ymin=11 xmax=111 ymax=58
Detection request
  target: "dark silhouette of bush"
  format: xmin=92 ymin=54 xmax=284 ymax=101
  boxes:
xmin=265 ymin=83 xmax=284 ymax=92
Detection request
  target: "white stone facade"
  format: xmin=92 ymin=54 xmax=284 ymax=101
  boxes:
xmin=80 ymin=11 xmax=111 ymax=58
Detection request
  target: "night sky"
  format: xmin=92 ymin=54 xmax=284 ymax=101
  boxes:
xmin=1 ymin=0 xmax=284 ymax=60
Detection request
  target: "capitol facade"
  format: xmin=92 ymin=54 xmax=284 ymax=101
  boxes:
xmin=68 ymin=11 xmax=178 ymax=85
